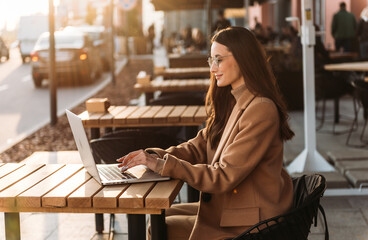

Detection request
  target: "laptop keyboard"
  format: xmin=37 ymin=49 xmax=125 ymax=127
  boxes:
xmin=98 ymin=165 xmax=136 ymax=181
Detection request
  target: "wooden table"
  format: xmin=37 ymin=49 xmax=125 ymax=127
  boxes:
xmin=324 ymin=61 xmax=368 ymax=72
xmin=324 ymin=61 xmax=368 ymax=124
xmin=134 ymin=79 xmax=210 ymax=104
xmin=168 ymin=53 xmax=208 ymax=68
xmin=157 ymin=67 xmax=210 ymax=79
xmin=80 ymin=105 xmax=207 ymax=130
xmin=328 ymin=51 xmax=358 ymax=62
xmin=0 ymin=162 xmax=182 ymax=240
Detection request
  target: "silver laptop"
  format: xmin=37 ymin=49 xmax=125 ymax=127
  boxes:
xmin=65 ymin=109 xmax=170 ymax=185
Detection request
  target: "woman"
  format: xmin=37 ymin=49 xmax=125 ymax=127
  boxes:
xmin=117 ymin=27 xmax=294 ymax=239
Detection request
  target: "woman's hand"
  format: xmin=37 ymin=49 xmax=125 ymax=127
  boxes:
xmin=116 ymin=149 xmax=159 ymax=172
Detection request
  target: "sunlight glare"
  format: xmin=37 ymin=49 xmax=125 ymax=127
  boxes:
xmin=0 ymin=0 xmax=59 ymax=30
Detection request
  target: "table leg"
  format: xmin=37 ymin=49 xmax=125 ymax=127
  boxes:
xmin=334 ymin=97 xmax=340 ymax=124
xmin=5 ymin=212 xmax=20 ymax=240
xmin=151 ymin=210 xmax=167 ymax=240
xmin=91 ymin=128 xmax=104 ymax=233
xmin=145 ymin=93 xmax=154 ymax=105
xmin=95 ymin=214 xmax=104 ymax=233
xmin=91 ymin=128 xmax=100 ymax=139
xmin=127 ymin=214 xmax=146 ymax=240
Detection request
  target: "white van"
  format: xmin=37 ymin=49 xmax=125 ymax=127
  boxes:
xmin=17 ymin=15 xmax=49 ymax=63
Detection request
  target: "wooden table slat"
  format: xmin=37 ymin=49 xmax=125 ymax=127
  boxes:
xmin=68 ymin=177 xmax=103 ymax=208
xmin=194 ymin=106 xmax=207 ymax=122
xmin=153 ymin=106 xmax=175 ymax=124
xmin=181 ymin=106 xmax=199 ymax=122
xmin=0 ymin=164 xmax=59 ymax=207
xmin=167 ymin=106 xmax=187 ymax=123
xmin=119 ymin=182 xmax=155 ymax=208
xmin=93 ymin=184 xmax=129 ymax=208
xmin=42 ymin=168 xmax=91 ymax=207
xmin=145 ymin=180 xmax=183 ymax=209
xmin=17 ymin=164 xmax=83 ymax=208
xmin=22 ymin=151 xmax=82 ymax=164
xmin=126 ymin=106 xmax=151 ymax=124
xmin=0 ymin=163 xmax=25 ymax=179
xmin=100 ymin=106 xmax=127 ymax=125
xmin=140 ymin=106 xmax=163 ymax=124
xmin=85 ymin=112 xmax=106 ymax=126
xmin=0 ymin=164 xmax=44 ymax=192
xmin=113 ymin=106 xmax=139 ymax=125
xmin=98 ymin=106 xmax=115 ymax=124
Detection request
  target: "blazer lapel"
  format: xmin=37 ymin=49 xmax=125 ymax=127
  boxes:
xmin=211 ymin=107 xmax=243 ymax=165
xmin=211 ymin=88 xmax=256 ymax=165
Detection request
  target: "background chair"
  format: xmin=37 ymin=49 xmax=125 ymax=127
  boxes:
xmin=232 ymin=174 xmax=328 ymax=240
xmin=315 ymin=71 xmax=353 ymax=134
xmin=346 ymin=79 xmax=368 ymax=147
xmin=90 ymin=128 xmax=181 ymax=164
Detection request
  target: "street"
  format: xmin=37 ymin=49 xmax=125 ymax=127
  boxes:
xmin=0 ymin=48 xmax=114 ymax=153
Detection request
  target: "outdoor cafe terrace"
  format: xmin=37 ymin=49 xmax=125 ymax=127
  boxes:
xmin=0 ymin=44 xmax=368 ymax=239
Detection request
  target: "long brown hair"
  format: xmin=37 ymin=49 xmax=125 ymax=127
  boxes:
xmin=205 ymin=27 xmax=294 ymax=149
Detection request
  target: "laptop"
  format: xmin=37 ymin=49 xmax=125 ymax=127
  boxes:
xmin=65 ymin=109 xmax=170 ymax=185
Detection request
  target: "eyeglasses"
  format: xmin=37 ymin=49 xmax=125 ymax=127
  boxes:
xmin=207 ymin=55 xmax=233 ymax=68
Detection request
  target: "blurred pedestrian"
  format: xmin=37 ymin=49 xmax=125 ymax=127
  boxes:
xmin=331 ymin=2 xmax=357 ymax=52
xmin=147 ymin=24 xmax=155 ymax=54
xmin=212 ymin=9 xmax=231 ymax=34
xmin=357 ymin=7 xmax=368 ymax=59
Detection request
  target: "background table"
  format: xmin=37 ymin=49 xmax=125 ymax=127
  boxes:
xmin=324 ymin=61 xmax=368 ymax=72
xmin=79 ymin=105 xmax=207 ymax=130
xmin=134 ymin=79 xmax=209 ymax=104
xmin=168 ymin=53 xmax=208 ymax=68
xmin=324 ymin=61 xmax=368 ymax=123
xmin=157 ymin=67 xmax=210 ymax=79
xmin=0 ymin=162 xmax=182 ymax=240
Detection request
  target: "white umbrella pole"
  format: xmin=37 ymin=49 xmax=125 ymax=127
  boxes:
xmin=287 ymin=0 xmax=334 ymax=173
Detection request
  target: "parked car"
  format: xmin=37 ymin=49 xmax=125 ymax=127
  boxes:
xmin=30 ymin=28 xmax=103 ymax=88
xmin=0 ymin=37 xmax=9 ymax=62
xmin=67 ymin=25 xmax=110 ymax=71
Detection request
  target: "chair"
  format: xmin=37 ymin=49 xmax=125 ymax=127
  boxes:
xmin=90 ymin=128 xmax=182 ymax=164
xmin=232 ymin=174 xmax=329 ymax=240
xmin=90 ymin=128 xmax=182 ymax=236
xmin=315 ymin=70 xmax=353 ymax=134
xmin=346 ymin=79 xmax=368 ymax=147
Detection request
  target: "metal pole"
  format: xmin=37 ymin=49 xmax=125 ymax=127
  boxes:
xmin=244 ymin=0 xmax=250 ymax=28
xmin=49 ymin=0 xmax=57 ymax=125
xmin=287 ymin=0 xmax=334 ymax=173
xmin=206 ymin=0 xmax=212 ymax=52
xmin=110 ymin=0 xmax=116 ymax=84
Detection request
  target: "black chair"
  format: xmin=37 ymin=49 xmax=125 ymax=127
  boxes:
xmin=232 ymin=174 xmax=328 ymax=240
xmin=346 ymin=79 xmax=368 ymax=147
xmin=315 ymin=71 xmax=353 ymax=134
xmin=90 ymin=128 xmax=181 ymax=164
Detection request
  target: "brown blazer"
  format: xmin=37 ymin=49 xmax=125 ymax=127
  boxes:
xmin=148 ymin=86 xmax=293 ymax=239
